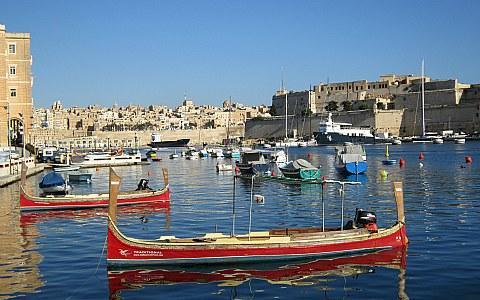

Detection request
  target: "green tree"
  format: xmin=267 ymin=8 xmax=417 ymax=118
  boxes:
xmin=341 ymin=101 xmax=353 ymax=111
xmin=301 ymin=108 xmax=312 ymax=116
xmin=325 ymin=101 xmax=338 ymax=112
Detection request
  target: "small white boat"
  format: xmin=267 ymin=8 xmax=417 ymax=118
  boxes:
xmin=169 ymin=153 xmax=179 ymax=159
xmin=433 ymin=138 xmax=444 ymax=144
xmin=216 ymin=163 xmax=233 ymax=172
xmin=392 ymin=139 xmax=402 ymax=145
xmin=53 ymin=165 xmax=81 ymax=172
xmin=68 ymin=172 xmax=93 ymax=183
xmin=454 ymin=138 xmax=466 ymax=144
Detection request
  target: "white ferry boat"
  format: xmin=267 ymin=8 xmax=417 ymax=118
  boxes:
xmin=72 ymin=150 xmax=142 ymax=167
xmin=314 ymin=113 xmax=383 ymax=145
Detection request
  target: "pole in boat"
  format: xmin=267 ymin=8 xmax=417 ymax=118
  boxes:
xmin=421 ymin=59 xmax=426 ymax=137
xmin=231 ymin=172 xmax=237 ymax=236
xmin=321 ymin=177 xmax=326 ymax=232
xmin=108 ymin=167 xmax=122 ymax=224
xmin=340 ymin=182 xmax=345 ymax=231
xmin=248 ymin=174 xmax=256 ymax=241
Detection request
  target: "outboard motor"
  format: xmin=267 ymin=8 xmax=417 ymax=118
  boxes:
xmin=136 ymin=179 xmax=152 ymax=191
xmin=354 ymin=208 xmax=378 ymax=232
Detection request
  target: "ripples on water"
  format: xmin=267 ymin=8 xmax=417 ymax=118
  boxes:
xmin=1 ymin=143 xmax=480 ymax=299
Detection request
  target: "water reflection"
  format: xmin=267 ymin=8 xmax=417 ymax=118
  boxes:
xmin=0 ymin=185 xmax=44 ymax=296
xmin=108 ymin=247 xmax=408 ymax=299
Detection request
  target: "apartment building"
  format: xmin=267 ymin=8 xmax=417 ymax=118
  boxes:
xmin=0 ymin=24 xmax=33 ymax=147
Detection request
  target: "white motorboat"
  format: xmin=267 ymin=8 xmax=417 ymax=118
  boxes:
xmin=72 ymin=150 xmax=142 ymax=167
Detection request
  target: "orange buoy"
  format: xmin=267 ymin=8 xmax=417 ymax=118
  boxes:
xmin=465 ymin=156 xmax=473 ymax=164
xmin=399 ymin=158 xmax=406 ymax=167
xmin=419 ymin=152 xmax=425 ymax=160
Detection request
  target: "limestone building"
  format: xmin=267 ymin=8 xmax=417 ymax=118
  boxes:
xmin=0 ymin=24 xmax=33 ymax=147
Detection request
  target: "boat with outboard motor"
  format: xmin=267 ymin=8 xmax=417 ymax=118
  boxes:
xmin=19 ymin=163 xmax=170 ymax=211
xmin=106 ymin=168 xmax=408 ymax=266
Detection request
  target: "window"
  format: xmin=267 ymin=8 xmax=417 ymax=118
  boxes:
xmin=10 ymin=89 xmax=17 ymax=97
xmin=8 ymin=43 xmax=16 ymax=54
xmin=9 ymin=65 xmax=16 ymax=76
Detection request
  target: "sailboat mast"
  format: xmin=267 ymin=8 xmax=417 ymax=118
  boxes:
xmin=421 ymin=59 xmax=426 ymax=137
xmin=226 ymin=96 xmax=231 ymax=145
xmin=285 ymin=91 xmax=288 ymax=140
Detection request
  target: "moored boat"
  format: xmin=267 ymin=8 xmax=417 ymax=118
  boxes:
xmin=72 ymin=150 xmax=142 ymax=167
xmin=279 ymin=159 xmax=321 ymax=180
xmin=53 ymin=165 xmax=81 ymax=172
xmin=39 ymin=171 xmax=72 ymax=195
xmin=20 ymin=164 xmax=170 ymax=211
xmin=68 ymin=172 xmax=93 ymax=183
xmin=106 ymin=168 xmax=408 ymax=266
xmin=335 ymin=144 xmax=368 ymax=175
xmin=382 ymin=144 xmax=397 ymax=165
xmin=149 ymin=133 xmax=190 ymax=148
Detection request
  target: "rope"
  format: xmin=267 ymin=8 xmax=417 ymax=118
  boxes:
xmin=65 ymin=233 xmax=108 ymax=300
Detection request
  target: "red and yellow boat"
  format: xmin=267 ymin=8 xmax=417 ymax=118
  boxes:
xmin=107 ymin=168 xmax=408 ymax=266
xmin=20 ymin=164 xmax=170 ymax=211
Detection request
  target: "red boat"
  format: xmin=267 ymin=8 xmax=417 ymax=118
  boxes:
xmin=20 ymin=164 xmax=170 ymax=211
xmin=108 ymin=246 xmax=407 ymax=298
xmin=106 ymin=168 xmax=408 ymax=266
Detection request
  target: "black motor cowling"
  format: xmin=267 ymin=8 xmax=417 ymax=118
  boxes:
xmin=136 ymin=179 xmax=152 ymax=191
xmin=354 ymin=208 xmax=377 ymax=227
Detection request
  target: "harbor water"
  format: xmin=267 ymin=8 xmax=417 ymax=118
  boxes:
xmin=1 ymin=142 xmax=480 ymax=299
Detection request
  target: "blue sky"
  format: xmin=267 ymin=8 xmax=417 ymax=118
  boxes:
xmin=2 ymin=0 xmax=479 ymax=108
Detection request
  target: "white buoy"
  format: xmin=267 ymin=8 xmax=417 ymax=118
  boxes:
xmin=419 ymin=162 xmax=424 ymax=168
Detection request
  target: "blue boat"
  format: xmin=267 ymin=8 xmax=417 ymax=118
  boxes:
xmin=39 ymin=171 xmax=72 ymax=194
xmin=335 ymin=144 xmax=368 ymax=175
xmin=345 ymin=161 xmax=368 ymax=174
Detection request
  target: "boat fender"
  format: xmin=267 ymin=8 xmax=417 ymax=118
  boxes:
xmin=380 ymin=170 xmax=388 ymax=178
xmin=419 ymin=152 xmax=425 ymax=160
xmin=465 ymin=156 xmax=473 ymax=164
xmin=399 ymin=158 xmax=406 ymax=167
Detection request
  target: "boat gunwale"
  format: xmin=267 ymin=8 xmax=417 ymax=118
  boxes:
xmin=20 ymin=184 xmax=169 ymax=203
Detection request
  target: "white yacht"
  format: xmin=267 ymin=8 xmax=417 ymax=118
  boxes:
xmin=314 ymin=113 xmax=380 ymax=145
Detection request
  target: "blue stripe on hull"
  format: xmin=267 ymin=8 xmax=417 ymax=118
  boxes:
xmin=107 ymin=246 xmax=392 ymax=266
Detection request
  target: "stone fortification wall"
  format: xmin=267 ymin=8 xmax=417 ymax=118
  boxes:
xmin=30 ymin=126 xmax=245 ymax=148
xmin=245 ymin=110 xmax=405 ymax=140
xmin=401 ymin=104 xmax=480 ymax=136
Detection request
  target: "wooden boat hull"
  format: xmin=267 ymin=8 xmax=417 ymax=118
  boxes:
xmin=20 ymin=185 xmax=170 ymax=211
xmin=107 ymin=221 xmax=407 ymax=265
